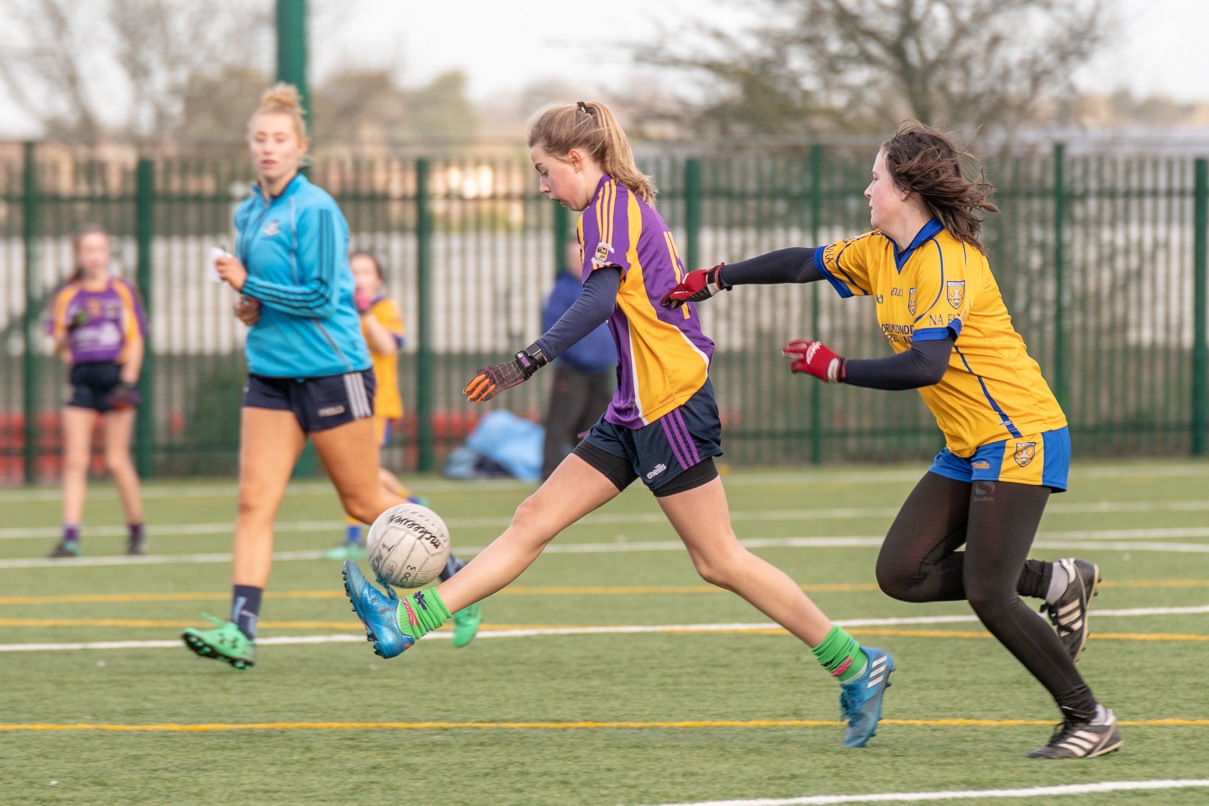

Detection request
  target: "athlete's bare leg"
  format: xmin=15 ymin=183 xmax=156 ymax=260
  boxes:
xmin=658 ymin=475 xmax=833 ymax=647
xmin=436 ymin=454 xmax=620 ymax=612
xmin=312 ymin=417 xmax=405 ymax=524
xmin=232 ymin=408 xmax=306 ymax=588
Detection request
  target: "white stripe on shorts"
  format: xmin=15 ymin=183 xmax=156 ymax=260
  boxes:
xmin=343 ymin=372 xmax=371 ymax=419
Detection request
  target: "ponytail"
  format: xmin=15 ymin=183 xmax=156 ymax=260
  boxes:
xmin=526 ymin=101 xmax=656 ymax=204
xmin=68 ymin=224 xmax=109 ymax=284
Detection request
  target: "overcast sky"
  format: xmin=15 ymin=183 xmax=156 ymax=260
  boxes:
xmin=324 ymin=0 xmax=1209 ymax=103
xmin=2 ymin=0 xmax=1206 ymax=138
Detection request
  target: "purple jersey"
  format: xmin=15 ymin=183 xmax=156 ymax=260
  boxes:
xmin=48 ymin=278 xmax=148 ymax=364
xmin=578 ymin=175 xmax=714 ymax=428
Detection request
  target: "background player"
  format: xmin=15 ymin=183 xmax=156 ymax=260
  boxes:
xmin=46 ymin=224 xmax=148 ymax=557
xmin=322 ymin=251 xmax=432 ymax=559
xmin=181 ymin=84 xmax=479 ymax=670
xmin=539 ymin=235 xmax=616 ymax=480
xmin=662 ymin=121 xmax=1117 ymax=760
xmin=342 ymin=100 xmax=895 ymax=749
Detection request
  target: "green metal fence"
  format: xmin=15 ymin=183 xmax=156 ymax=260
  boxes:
xmin=2 ymin=145 xmax=1206 ymax=484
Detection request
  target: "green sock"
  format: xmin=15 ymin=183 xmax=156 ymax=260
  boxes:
xmin=394 ymin=588 xmax=452 ymax=637
xmin=811 ymin=625 xmax=869 ymax=684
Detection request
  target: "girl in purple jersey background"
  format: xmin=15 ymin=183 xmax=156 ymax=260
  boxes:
xmin=46 ymin=225 xmax=148 ymax=557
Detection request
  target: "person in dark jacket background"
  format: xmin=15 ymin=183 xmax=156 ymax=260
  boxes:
xmin=539 ymin=237 xmax=617 ymax=480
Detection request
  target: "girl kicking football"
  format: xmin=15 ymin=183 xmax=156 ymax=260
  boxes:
xmin=343 ymin=101 xmax=895 ymax=749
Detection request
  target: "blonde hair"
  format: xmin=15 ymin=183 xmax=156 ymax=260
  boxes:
xmin=526 ymin=101 xmax=655 ymax=204
xmin=248 ymin=83 xmax=308 ymax=144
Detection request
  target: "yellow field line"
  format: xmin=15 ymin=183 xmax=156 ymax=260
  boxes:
xmin=0 ymin=619 xmax=1205 ymax=644
xmin=0 ymin=718 xmax=1205 ymax=732
xmin=4 ymin=579 xmax=1209 ymax=606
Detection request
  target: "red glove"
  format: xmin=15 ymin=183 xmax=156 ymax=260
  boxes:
xmin=783 ymin=340 xmax=846 ymax=383
xmin=660 ymin=263 xmax=727 ymax=309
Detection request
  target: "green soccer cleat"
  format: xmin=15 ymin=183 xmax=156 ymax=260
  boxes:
xmin=181 ymin=614 xmax=256 ymax=670
xmin=49 ymin=540 xmax=82 ymax=558
xmin=451 ymin=601 xmax=483 ymax=648
xmin=322 ymin=542 xmax=367 ymax=560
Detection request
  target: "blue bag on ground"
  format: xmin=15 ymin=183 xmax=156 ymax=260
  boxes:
xmin=446 ymin=410 xmax=544 ymax=482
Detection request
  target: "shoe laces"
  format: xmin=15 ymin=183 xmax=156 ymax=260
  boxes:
xmin=374 ymin=573 xmax=399 ymax=601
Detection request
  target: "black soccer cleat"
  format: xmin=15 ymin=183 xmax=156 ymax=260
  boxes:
xmin=1026 ymin=708 xmax=1122 ymax=759
xmin=125 ymin=533 xmax=148 ymax=556
xmin=1041 ymin=557 xmax=1099 ymax=663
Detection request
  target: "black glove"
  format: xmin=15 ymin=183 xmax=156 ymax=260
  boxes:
xmin=108 ymin=381 xmax=140 ymax=411
xmin=464 ymin=347 xmax=548 ymax=403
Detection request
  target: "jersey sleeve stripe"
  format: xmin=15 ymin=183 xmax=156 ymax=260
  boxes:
xmin=912 ymin=325 xmax=960 ymax=341
xmin=813 ymin=248 xmax=857 ymax=298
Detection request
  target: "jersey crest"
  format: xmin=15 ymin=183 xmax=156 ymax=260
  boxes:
xmin=1014 ymin=442 xmax=1037 ymax=467
xmin=907 ymin=287 xmax=916 ymax=316
xmin=594 ymin=242 xmax=613 ymax=264
xmin=263 ymin=220 xmax=281 ymax=237
xmin=946 ymin=280 xmax=965 ymax=308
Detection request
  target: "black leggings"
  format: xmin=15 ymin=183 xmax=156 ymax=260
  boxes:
xmin=875 ymin=472 xmax=1096 ymax=718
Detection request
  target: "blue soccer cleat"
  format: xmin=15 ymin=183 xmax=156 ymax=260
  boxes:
xmin=839 ymin=646 xmax=895 ymax=748
xmin=342 ymin=560 xmax=415 ymax=658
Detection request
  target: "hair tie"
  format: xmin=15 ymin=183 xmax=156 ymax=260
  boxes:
xmin=577 ymin=101 xmax=593 ymax=115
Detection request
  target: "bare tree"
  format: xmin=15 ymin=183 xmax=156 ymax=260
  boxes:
xmin=0 ymin=0 xmax=271 ymax=143
xmin=638 ymin=0 xmax=1113 ymax=137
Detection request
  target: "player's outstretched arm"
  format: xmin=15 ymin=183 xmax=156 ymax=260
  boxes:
xmin=662 ymin=247 xmax=820 ymax=309
xmin=784 ymin=335 xmax=954 ymax=389
xmin=464 ymin=266 xmax=621 ymax=403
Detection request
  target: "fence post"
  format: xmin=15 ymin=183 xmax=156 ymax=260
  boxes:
xmin=135 ymin=159 xmax=155 ymax=477
xmin=553 ymin=202 xmax=570 ymax=277
xmin=684 ymin=158 xmax=701 ymax=272
xmin=1193 ymin=158 xmax=1208 ymax=457
xmin=809 ymin=144 xmax=823 ymax=465
xmin=415 ymin=159 xmax=435 ymax=472
xmin=1052 ymin=143 xmax=1068 ymax=410
xmin=22 ymin=142 xmax=39 ymax=485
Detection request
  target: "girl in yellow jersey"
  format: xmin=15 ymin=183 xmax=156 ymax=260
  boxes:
xmin=665 ymin=122 xmax=1120 ymax=760
xmin=342 ymin=102 xmax=897 ymax=750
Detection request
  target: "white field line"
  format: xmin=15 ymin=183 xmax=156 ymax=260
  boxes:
xmin=1 ymin=462 xmax=1206 ymax=505
xmin=632 ymin=779 xmax=1209 ymax=806
xmin=2 ymin=605 xmax=1207 ymax=653
xmin=2 ymin=501 xmax=1207 ymax=540
xmin=5 ymin=531 xmax=1209 ymax=570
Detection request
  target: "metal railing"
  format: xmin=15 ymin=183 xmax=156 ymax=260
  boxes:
xmin=1 ymin=145 xmax=1206 ymax=484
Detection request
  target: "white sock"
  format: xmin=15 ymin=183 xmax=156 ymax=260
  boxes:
xmin=1091 ymin=704 xmax=1110 ymax=725
xmin=1045 ymin=561 xmax=1070 ymax=604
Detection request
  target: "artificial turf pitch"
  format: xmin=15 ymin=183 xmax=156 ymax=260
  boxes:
xmin=0 ymin=461 xmax=1207 ymax=805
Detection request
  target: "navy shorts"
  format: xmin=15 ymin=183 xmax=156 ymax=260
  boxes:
xmin=243 ymin=369 xmax=376 ymax=433
xmin=577 ymin=380 xmax=723 ymax=493
xmin=67 ymin=362 xmax=138 ymax=413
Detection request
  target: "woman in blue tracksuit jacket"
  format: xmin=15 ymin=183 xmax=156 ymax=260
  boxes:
xmin=180 ymin=84 xmax=481 ymax=669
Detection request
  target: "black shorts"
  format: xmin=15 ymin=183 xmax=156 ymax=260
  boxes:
xmin=67 ymin=362 xmax=137 ymax=413
xmin=243 ymin=369 xmax=376 ymax=433
xmin=574 ymin=380 xmax=722 ymax=496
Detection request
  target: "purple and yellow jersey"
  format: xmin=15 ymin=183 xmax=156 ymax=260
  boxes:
xmin=815 ymin=220 xmax=1067 ymax=457
xmin=48 ymin=277 xmax=148 ymax=365
xmin=578 ymin=175 xmax=714 ymax=428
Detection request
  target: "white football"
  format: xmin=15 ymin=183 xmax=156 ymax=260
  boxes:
xmin=366 ymin=503 xmax=451 ymax=589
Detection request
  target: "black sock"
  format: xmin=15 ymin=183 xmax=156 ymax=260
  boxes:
xmin=1017 ymin=558 xmax=1051 ymax=600
xmin=439 ymin=554 xmax=466 ymax=582
xmin=230 ymin=585 xmax=263 ymax=640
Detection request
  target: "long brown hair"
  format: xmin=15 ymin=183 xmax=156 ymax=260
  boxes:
xmin=881 ymin=121 xmax=999 ymax=254
xmin=526 ymin=101 xmax=656 ymax=204
xmin=68 ymin=224 xmax=110 ymax=284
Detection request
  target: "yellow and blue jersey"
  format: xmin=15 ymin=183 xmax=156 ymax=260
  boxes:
xmin=363 ymin=296 xmax=405 ymax=420
xmin=578 ymin=175 xmax=714 ymax=428
xmin=815 ymin=220 xmax=1067 ymax=457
